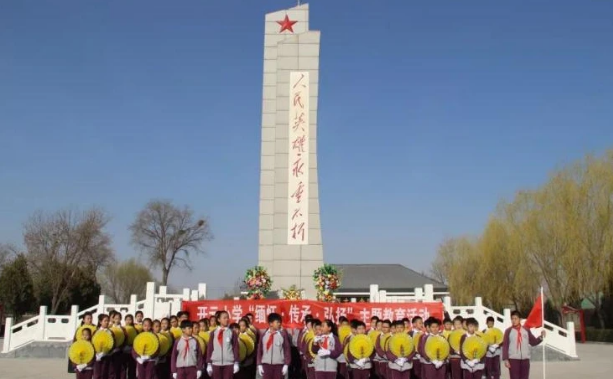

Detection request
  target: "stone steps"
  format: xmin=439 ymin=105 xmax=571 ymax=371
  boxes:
xmin=0 ymin=341 xmax=69 ymax=359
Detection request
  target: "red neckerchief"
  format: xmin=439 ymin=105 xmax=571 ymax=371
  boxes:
xmin=217 ymin=328 xmax=226 ymax=346
xmin=513 ymin=325 xmax=523 ymax=351
xmin=266 ymin=330 xmax=277 ymax=351
xmin=182 ymin=337 xmax=191 ymax=359
xmin=321 ymin=335 xmax=329 ymax=349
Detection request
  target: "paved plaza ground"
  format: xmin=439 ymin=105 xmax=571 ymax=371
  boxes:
xmin=1 ymin=343 xmax=611 ymax=379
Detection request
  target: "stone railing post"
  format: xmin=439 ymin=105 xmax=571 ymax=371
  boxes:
xmin=96 ymin=295 xmax=106 ymax=317
xmin=474 ymin=297 xmax=484 ymax=325
xmin=69 ymin=305 xmax=80 ymax=339
xmin=566 ymin=321 xmax=577 ymax=357
xmin=503 ymin=309 xmax=512 ymax=329
xmin=198 ymin=283 xmax=207 ymax=299
xmin=37 ymin=306 xmax=48 ymax=341
xmin=415 ymin=287 xmax=424 ymax=302
xmin=2 ymin=317 xmax=13 ymax=353
xmin=424 ymin=284 xmax=434 ymax=301
xmin=379 ymin=290 xmax=387 ymax=302
xmin=370 ymin=284 xmax=379 ymax=302
xmin=443 ymin=296 xmax=452 ymax=310
xmin=144 ymin=282 xmax=156 ymax=319
xmin=129 ymin=294 xmax=138 ymax=315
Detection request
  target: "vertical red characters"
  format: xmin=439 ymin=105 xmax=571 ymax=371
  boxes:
xmin=287 ymin=72 xmax=310 ymax=244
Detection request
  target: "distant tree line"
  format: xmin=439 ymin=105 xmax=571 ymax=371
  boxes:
xmin=432 ymin=150 xmax=613 ymax=329
xmin=0 ymin=200 xmax=212 ymax=321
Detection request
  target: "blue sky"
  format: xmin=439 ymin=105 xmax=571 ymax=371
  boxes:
xmin=1 ymin=0 xmax=612 ymax=298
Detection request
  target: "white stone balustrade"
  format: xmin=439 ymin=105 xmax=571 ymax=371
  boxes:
xmin=2 ymin=282 xmax=576 ymax=359
xmin=444 ymin=296 xmax=577 ymax=358
xmin=2 ymin=282 xmax=207 ymax=353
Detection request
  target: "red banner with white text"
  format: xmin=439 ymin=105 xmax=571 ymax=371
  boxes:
xmin=182 ymin=300 xmax=444 ymax=329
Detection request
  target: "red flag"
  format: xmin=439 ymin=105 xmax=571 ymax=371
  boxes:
xmin=524 ymin=293 xmax=544 ymax=328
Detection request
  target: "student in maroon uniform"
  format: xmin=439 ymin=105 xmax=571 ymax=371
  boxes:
xmin=93 ymin=314 xmax=113 ymax=379
xmin=502 ymin=311 xmax=544 ymax=379
xmin=419 ymin=318 xmax=446 ymax=379
xmin=109 ymin=311 xmax=127 ymax=379
xmin=346 ymin=321 xmax=374 ymax=379
xmin=448 ymin=316 xmax=464 ymax=379
xmin=303 ymin=318 xmax=321 ymax=379
xmin=297 ymin=315 xmax=314 ymax=379
xmin=336 ymin=317 xmax=351 ymax=379
xmin=311 ymin=320 xmax=342 ymax=379
xmin=366 ymin=316 xmax=380 ymax=379
xmin=209 ymin=315 xmax=218 ymax=331
xmin=443 ymin=318 xmax=453 ymax=337
xmin=206 ymin=310 xmax=240 ymax=379
xmin=459 ymin=318 xmax=484 ymax=379
xmin=134 ymin=311 xmax=144 ymax=326
xmin=374 ymin=320 xmax=391 ymax=379
xmin=409 ymin=317 xmax=424 ymax=379
xmin=368 ymin=317 xmax=379 ymax=334
xmin=199 ymin=319 xmax=210 ymax=335
xmin=68 ymin=312 xmax=96 ymax=375
xmin=74 ymin=328 xmax=95 ymax=379
xmin=171 ymin=320 xmax=204 ymax=379
xmin=385 ymin=321 xmax=415 ymax=379
xmin=124 ymin=314 xmax=137 ymax=379
xmin=178 ymin=311 xmax=191 ymax=323
xmin=257 ymin=313 xmax=291 ymax=379
xmin=237 ymin=318 xmax=256 ymax=379
xmin=157 ymin=318 xmax=174 ymax=379
xmin=132 ymin=318 xmax=157 ymax=379
xmin=484 ymin=317 xmax=501 ymax=379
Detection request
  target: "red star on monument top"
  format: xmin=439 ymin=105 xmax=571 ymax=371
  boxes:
xmin=277 ymin=15 xmax=298 ymax=33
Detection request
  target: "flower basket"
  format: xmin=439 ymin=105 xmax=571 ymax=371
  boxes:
xmin=281 ymin=285 xmax=303 ymax=300
xmin=244 ymin=266 xmax=272 ymax=300
xmin=313 ymin=264 xmax=341 ymax=302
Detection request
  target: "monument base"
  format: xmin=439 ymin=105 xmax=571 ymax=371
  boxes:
xmin=262 ymin=257 xmax=322 ymax=300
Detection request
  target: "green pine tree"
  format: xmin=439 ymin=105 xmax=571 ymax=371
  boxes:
xmin=0 ymin=254 xmax=36 ymax=321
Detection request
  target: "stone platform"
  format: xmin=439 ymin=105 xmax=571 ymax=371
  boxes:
xmin=0 ymin=344 xmax=611 ymax=379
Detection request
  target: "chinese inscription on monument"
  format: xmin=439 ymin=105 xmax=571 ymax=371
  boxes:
xmin=288 ymin=72 xmax=310 ymax=244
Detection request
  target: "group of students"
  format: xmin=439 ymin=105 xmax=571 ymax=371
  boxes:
xmin=68 ymin=308 xmax=544 ymax=379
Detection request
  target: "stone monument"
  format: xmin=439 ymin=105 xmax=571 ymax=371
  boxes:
xmin=257 ymin=3 xmax=323 ymax=299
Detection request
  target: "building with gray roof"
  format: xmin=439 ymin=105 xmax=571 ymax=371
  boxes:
xmin=333 ymin=264 xmax=448 ymax=301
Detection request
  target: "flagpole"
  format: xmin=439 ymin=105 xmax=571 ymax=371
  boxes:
xmin=541 ymin=286 xmax=546 ymax=379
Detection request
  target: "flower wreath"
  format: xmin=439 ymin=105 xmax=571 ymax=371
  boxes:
xmin=244 ymin=266 xmax=272 ymax=300
xmin=281 ymin=285 xmax=303 ymax=300
xmin=313 ymin=264 xmax=341 ymax=302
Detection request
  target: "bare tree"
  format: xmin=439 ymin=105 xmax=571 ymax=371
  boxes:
xmin=430 ymin=238 xmax=456 ymax=285
xmin=100 ymin=258 xmax=155 ymax=303
xmin=24 ymin=208 xmax=114 ymax=314
xmin=0 ymin=243 xmax=20 ymax=268
xmin=129 ymin=200 xmax=212 ymax=285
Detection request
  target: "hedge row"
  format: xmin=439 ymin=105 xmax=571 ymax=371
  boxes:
xmin=578 ymin=328 xmax=613 ymax=343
